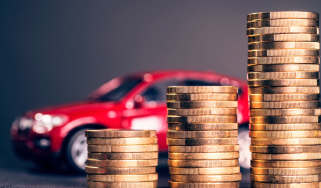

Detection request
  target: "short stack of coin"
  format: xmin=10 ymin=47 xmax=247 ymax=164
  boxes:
xmin=167 ymin=86 xmax=241 ymax=188
xmin=247 ymin=11 xmax=321 ymax=187
xmin=85 ymin=129 xmax=158 ymax=188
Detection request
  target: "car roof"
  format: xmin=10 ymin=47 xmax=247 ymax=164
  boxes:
xmin=128 ymin=70 xmax=247 ymax=86
xmin=92 ymin=70 xmax=247 ymax=98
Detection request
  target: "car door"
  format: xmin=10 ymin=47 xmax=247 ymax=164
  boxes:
xmin=121 ymin=78 xmax=182 ymax=151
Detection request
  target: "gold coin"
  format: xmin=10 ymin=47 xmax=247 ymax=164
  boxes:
xmin=247 ymin=19 xmax=319 ymax=28
xmin=247 ymin=11 xmax=319 ymax=20
xmin=315 ymin=109 xmax=321 ymax=115
xmin=168 ymin=108 xmax=237 ymax=116
xmin=250 ymin=93 xmax=320 ymax=101
xmin=250 ymin=174 xmax=321 ymax=183
xmin=249 ymin=34 xmax=319 ymax=43
xmin=250 ymin=145 xmax=321 ymax=154
xmin=251 ymin=138 xmax=321 ymax=145
xmin=166 ymin=93 xmax=237 ymax=101
xmin=248 ymin=79 xmax=319 ymax=87
xmin=167 ymin=101 xmax=238 ymax=109
xmin=167 ymin=138 xmax=238 ymax=146
xmin=251 ymin=167 xmax=321 ymax=176
xmin=250 ymin=101 xmax=320 ymax=108
xmin=167 ymin=86 xmax=238 ymax=94
xmin=168 ymin=123 xmax=238 ymax=131
xmin=248 ymin=49 xmax=319 ymax=57
xmin=251 ymin=160 xmax=321 ymax=168
xmin=87 ymin=174 xmax=158 ymax=182
xmin=85 ymin=166 xmax=156 ymax=174
xmin=250 ymin=116 xmax=321 ymax=124
xmin=248 ymin=42 xmax=320 ymax=50
xmin=168 ymin=159 xmax=239 ymax=167
xmin=169 ymin=152 xmax=239 ymax=160
xmin=169 ymin=167 xmax=240 ymax=175
xmin=248 ymin=72 xmax=319 ymax=80
xmin=251 ymin=182 xmax=321 ymax=188
xmin=87 ymin=144 xmax=158 ymax=153
xmin=250 ymin=123 xmax=321 ymax=131
xmin=171 ymin=174 xmax=242 ymax=182
xmin=167 ymin=130 xmax=238 ymax=138
xmin=247 ymin=64 xmax=319 ymax=72
xmin=168 ymin=145 xmax=239 ymax=153
xmin=169 ymin=181 xmax=240 ymax=188
xmin=85 ymin=129 xmax=156 ymax=138
xmin=248 ymin=56 xmax=319 ymax=64
xmin=87 ymin=181 xmax=158 ymax=188
xmin=249 ymin=86 xmax=320 ymax=94
xmin=247 ymin=27 xmax=319 ymax=36
xmin=87 ymin=137 xmax=157 ymax=145
xmin=250 ymin=125 xmax=321 ymax=134
xmin=252 ymin=152 xmax=321 ymax=160
xmin=86 ymin=159 xmax=158 ymax=167
xmin=167 ymin=115 xmax=237 ymax=123
xmin=251 ymin=109 xmax=321 ymax=116
xmin=88 ymin=152 xmax=158 ymax=160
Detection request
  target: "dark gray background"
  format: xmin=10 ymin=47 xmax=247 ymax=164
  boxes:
xmin=0 ymin=0 xmax=321 ymax=187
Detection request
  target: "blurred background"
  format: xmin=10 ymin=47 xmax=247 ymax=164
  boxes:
xmin=1 ymin=0 xmax=321 ymax=187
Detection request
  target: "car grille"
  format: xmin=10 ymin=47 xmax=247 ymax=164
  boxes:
xmin=18 ymin=127 xmax=31 ymax=136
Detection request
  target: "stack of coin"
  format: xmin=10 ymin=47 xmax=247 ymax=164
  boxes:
xmin=247 ymin=11 xmax=321 ymax=187
xmin=167 ymin=86 xmax=241 ymax=188
xmin=85 ymin=129 xmax=158 ymax=188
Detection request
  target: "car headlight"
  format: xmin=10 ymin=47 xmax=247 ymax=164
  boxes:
xmin=32 ymin=113 xmax=68 ymax=134
xmin=19 ymin=117 xmax=34 ymax=130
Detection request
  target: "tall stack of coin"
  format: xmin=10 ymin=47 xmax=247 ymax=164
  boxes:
xmin=167 ymin=86 xmax=241 ymax=188
xmin=85 ymin=129 xmax=158 ymax=188
xmin=247 ymin=11 xmax=321 ymax=187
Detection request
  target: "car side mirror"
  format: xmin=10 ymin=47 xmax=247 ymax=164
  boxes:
xmin=134 ymin=95 xmax=145 ymax=108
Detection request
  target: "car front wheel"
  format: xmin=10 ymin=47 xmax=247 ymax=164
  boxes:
xmin=238 ymin=125 xmax=251 ymax=169
xmin=66 ymin=129 xmax=88 ymax=173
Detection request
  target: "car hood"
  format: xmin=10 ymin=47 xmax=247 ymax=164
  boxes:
xmin=26 ymin=101 xmax=117 ymax=117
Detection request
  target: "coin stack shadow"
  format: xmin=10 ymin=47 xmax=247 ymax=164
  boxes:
xmin=247 ymin=11 xmax=321 ymax=187
xmin=85 ymin=129 xmax=158 ymax=188
xmin=166 ymin=86 xmax=241 ymax=188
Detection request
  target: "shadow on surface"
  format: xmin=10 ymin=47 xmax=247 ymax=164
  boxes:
xmin=27 ymin=166 xmax=85 ymax=177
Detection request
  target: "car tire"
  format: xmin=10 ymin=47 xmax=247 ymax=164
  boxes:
xmin=65 ymin=128 xmax=88 ymax=173
xmin=238 ymin=124 xmax=251 ymax=169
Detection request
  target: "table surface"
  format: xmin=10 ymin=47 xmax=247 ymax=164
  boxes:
xmin=0 ymin=165 xmax=250 ymax=188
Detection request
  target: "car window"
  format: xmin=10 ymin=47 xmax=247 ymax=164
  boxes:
xmin=141 ymin=78 xmax=243 ymax=103
xmin=183 ymin=79 xmax=220 ymax=86
xmin=141 ymin=79 xmax=182 ymax=102
xmin=95 ymin=77 xmax=143 ymax=102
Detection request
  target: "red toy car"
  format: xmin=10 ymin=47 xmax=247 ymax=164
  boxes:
xmin=11 ymin=70 xmax=250 ymax=172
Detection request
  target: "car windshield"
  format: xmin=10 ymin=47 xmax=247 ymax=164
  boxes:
xmin=93 ymin=77 xmax=143 ymax=102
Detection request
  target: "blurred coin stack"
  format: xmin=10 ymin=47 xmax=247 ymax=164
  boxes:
xmin=247 ymin=11 xmax=321 ymax=187
xmin=166 ymin=86 xmax=241 ymax=188
xmin=85 ymin=129 xmax=158 ymax=188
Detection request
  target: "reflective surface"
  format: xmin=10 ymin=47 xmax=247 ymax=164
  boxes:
xmin=0 ymin=162 xmax=250 ymax=188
